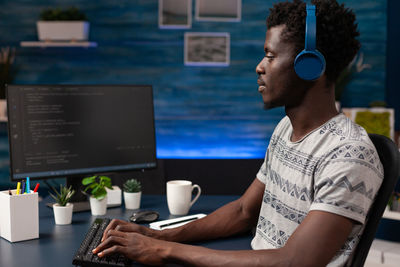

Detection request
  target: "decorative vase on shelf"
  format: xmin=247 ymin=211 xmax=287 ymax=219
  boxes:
xmin=36 ymin=7 xmax=89 ymax=42
xmin=37 ymin=21 xmax=89 ymax=41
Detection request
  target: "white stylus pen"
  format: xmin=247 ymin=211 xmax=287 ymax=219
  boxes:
xmin=159 ymin=216 xmax=200 ymax=229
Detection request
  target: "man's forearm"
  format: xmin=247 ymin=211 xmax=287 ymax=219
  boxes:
xmin=164 ymin=241 xmax=288 ymax=267
xmin=147 ymin=179 xmax=264 ymax=243
xmin=155 ymin=198 xmax=258 ymax=243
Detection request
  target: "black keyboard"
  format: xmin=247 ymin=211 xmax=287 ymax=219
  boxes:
xmin=72 ymin=218 xmax=132 ymax=267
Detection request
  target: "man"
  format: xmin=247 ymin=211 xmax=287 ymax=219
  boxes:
xmin=93 ymin=0 xmax=383 ymax=266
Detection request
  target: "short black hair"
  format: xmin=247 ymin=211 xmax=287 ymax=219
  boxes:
xmin=267 ymin=0 xmax=360 ymax=83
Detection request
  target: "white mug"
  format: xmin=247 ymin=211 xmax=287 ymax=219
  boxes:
xmin=166 ymin=180 xmax=201 ymax=215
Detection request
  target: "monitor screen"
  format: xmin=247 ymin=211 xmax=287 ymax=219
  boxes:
xmin=7 ymin=85 xmax=157 ymax=182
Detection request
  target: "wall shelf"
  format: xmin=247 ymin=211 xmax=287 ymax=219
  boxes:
xmin=20 ymin=41 xmax=97 ymax=48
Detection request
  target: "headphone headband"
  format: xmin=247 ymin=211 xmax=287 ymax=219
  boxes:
xmin=305 ymin=4 xmax=316 ymax=51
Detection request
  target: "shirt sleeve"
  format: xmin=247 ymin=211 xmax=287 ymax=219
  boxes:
xmin=310 ymin=142 xmax=383 ymax=224
xmin=256 ymin=157 xmax=267 ymax=184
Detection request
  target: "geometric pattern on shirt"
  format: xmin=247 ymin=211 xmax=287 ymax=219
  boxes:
xmin=337 ymin=234 xmax=361 ymax=256
xmin=266 ymin=165 xmax=312 ymax=202
xmin=318 ymin=115 xmax=366 ymax=142
xmin=263 ymin=190 xmax=307 ymax=224
xmin=269 ymin=135 xmax=320 ymax=176
xmin=322 ymin=144 xmax=383 ymax=178
xmin=257 ymin=216 xmax=290 ymax=248
xmin=319 ymin=119 xmax=347 ymax=140
xmin=314 ymin=198 xmax=366 ymax=217
xmin=317 ymin=176 xmax=375 ymax=200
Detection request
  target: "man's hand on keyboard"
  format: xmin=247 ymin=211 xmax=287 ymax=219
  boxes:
xmin=100 ymin=219 xmax=151 ymax=242
xmin=93 ymin=227 xmax=168 ymax=265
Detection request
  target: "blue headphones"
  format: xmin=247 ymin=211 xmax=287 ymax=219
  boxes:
xmin=294 ymin=4 xmax=326 ymax=81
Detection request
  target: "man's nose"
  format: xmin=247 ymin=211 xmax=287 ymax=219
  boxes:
xmin=256 ymin=58 xmax=265 ymax=75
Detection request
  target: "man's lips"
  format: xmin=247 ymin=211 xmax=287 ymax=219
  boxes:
xmin=258 ymin=79 xmax=266 ymax=92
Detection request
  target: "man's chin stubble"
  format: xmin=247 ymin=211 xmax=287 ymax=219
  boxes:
xmin=263 ymin=102 xmax=279 ymax=110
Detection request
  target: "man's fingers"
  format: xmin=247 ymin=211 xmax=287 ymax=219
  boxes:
xmin=98 ymin=245 xmax=126 ymax=258
xmin=101 ymin=219 xmax=127 ymax=241
xmin=115 ymin=224 xmax=138 ymax=232
xmin=94 ymin=233 xmax=126 ymax=254
xmin=101 ymin=219 xmax=118 ymax=241
xmin=102 ymin=228 xmax=128 ymax=243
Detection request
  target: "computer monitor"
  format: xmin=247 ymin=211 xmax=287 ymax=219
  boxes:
xmin=6 ymin=84 xmax=157 ymax=204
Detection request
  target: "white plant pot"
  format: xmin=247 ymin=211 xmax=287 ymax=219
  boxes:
xmin=36 ymin=21 xmax=90 ymax=41
xmin=53 ymin=203 xmax=73 ymax=225
xmin=89 ymin=196 xmax=108 ymax=216
xmin=124 ymin=192 xmax=142 ymax=210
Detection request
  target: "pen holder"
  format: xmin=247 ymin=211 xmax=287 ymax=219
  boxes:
xmin=0 ymin=190 xmax=39 ymax=242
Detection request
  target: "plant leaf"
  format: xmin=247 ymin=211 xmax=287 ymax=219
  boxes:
xmin=92 ymin=186 xmax=99 ymax=195
xmin=82 ymin=176 xmax=96 ymax=185
xmin=95 ymin=188 xmax=107 ymax=200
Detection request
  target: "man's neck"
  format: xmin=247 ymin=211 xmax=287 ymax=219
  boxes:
xmin=285 ymin=81 xmax=338 ymax=142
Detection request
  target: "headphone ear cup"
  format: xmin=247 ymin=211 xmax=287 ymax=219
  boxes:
xmin=294 ymin=50 xmax=326 ymax=81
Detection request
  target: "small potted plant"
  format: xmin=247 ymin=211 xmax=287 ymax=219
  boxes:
xmin=123 ymin=178 xmax=142 ymax=210
xmin=37 ymin=6 xmax=89 ymax=41
xmin=49 ymin=185 xmax=75 ymax=225
xmin=82 ymin=175 xmax=113 ymax=215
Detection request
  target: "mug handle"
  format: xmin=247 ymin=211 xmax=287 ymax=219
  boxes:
xmin=190 ymin=184 xmax=201 ymax=207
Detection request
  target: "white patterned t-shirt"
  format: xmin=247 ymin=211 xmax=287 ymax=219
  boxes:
xmin=251 ymin=114 xmax=383 ymax=267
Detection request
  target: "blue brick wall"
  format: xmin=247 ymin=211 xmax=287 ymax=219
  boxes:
xmin=0 ymin=0 xmax=387 ymax=187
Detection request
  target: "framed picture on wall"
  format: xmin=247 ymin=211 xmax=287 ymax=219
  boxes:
xmin=196 ymin=0 xmax=241 ymax=22
xmin=342 ymin=107 xmax=395 ymax=140
xmin=184 ymin=32 xmax=230 ymax=66
xmin=159 ymin=0 xmax=192 ymax=29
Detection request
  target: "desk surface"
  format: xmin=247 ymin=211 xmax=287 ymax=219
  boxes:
xmin=0 ymin=195 xmax=252 ymax=267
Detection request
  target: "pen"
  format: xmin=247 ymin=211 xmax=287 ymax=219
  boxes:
xmin=159 ymin=216 xmax=200 ymax=229
xmin=26 ymin=177 xmax=30 ymax=193
xmin=33 ymin=183 xmax=40 ymax=193
xmin=21 ymin=180 xmax=26 ymax=195
xmin=16 ymin=182 xmax=21 ymax=195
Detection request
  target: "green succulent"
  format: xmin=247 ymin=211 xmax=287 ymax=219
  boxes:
xmin=82 ymin=175 xmax=112 ymax=200
xmin=123 ymin=179 xmax=142 ymax=193
xmin=49 ymin=184 xmax=75 ymax=206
